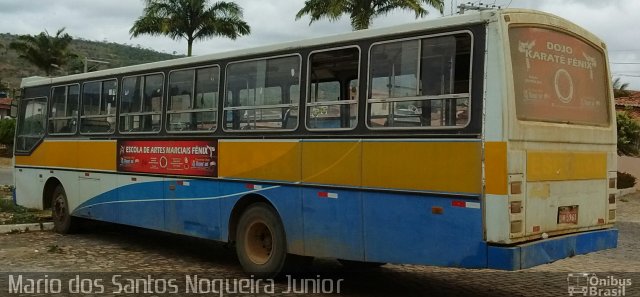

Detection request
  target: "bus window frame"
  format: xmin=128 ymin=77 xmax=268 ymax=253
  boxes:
xmin=118 ymin=72 xmax=165 ymax=135
xmin=48 ymin=83 xmax=81 ymax=136
xmin=365 ymin=30 xmax=474 ymax=131
xmin=166 ymin=64 xmax=221 ymax=134
xmin=15 ymin=96 xmax=48 ymax=153
xmin=80 ymin=78 xmax=118 ymax=136
xmin=305 ymin=45 xmax=361 ymax=132
xmin=222 ymin=53 xmax=303 ymax=133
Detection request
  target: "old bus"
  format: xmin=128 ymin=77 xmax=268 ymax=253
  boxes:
xmin=14 ymin=8 xmax=617 ymax=277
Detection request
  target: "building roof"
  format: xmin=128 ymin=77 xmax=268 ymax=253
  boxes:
xmin=616 ymin=91 xmax=640 ymax=107
xmin=616 ymin=91 xmax=640 ymax=120
xmin=0 ymin=98 xmax=12 ymax=110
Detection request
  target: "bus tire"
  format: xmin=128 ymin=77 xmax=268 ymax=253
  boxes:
xmin=236 ymin=203 xmax=289 ymax=278
xmin=51 ymin=185 xmax=76 ymax=234
xmin=338 ymin=259 xmax=386 ymax=269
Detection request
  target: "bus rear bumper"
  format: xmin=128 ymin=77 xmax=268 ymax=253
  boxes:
xmin=487 ymin=228 xmax=618 ymax=270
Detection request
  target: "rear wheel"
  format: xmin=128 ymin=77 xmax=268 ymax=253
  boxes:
xmin=235 ymin=203 xmax=297 ymax=278
xmin=51 ymin=185 xmax=76 ymax=234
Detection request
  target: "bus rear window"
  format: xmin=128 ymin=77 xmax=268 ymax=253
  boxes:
xmin=509 ymin=27 xmax=609 ymax=126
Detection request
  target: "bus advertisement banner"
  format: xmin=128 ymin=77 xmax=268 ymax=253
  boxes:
xmin=117 ymin=140 xmax=217 ymax=177
xmin=509 ymin=26 xmax=609 ymax=126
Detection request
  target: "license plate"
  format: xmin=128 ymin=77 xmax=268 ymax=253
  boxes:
xmin=558 ymin=206 xmax=579 ymax=224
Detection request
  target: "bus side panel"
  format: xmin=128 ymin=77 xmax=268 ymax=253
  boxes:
xmin=362 ymin=192 xmax=486 ymax=268
xmin=75 ymin=176 xmax=165 ymax=231
xmin=301 ymin=188 xmax=364 ymax=260
xmin=14 ymin=168 xmax=46 ymax=209
xmin=164 ymin=179 xmax=222 ymax=240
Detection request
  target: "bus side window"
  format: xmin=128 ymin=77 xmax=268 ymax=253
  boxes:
xmin=119 ymin=73 xmax=164 ymax=133
xmin=224 ymin=55 xmax=301 ymax=131
xmin=49 ymin=84 xmax=79 ymax=135
xmin=367 ymin=33 xmax=472 ymax=129
xmin=81 ymin=79 xmax=117 ymax=134
xmin=306 ymin=47 xmax=359 ymax=130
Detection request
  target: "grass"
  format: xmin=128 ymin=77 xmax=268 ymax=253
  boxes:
xmin=0 ymin=199 xmax=48 ymax=225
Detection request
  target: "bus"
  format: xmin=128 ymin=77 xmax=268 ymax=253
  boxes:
xmin=14 ymin=8 xmax=618 ymax=277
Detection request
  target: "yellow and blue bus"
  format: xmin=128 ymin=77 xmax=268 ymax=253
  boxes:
xmin=14 ymin=8 xmax=618 ymax=277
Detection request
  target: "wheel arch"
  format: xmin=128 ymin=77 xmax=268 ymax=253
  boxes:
xmin=42 ymin=177 xmax=62 ymax=210
xmin=228 ymin=193 xmax=278 ymax=242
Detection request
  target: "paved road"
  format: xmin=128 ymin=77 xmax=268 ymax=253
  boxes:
xmin=0 ymin=167 xmax=12 ymax=186
xmin=0 ymin=195 xmax=639 ymax=296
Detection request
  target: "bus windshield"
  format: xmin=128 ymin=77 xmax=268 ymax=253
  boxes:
xmin=509 ymin=26 xmax=609 ymax=126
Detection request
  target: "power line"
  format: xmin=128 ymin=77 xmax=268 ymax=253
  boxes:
xmin=609 ymin=49 xmax=640 ymax=52
xmin=615 ymin=74 xmax=640 ymax=78
xmin=611 ymin=62 xmax=640 ymax=65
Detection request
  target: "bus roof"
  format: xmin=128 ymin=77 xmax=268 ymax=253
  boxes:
xmin=20 ymin=8 xmax=599 ymax=89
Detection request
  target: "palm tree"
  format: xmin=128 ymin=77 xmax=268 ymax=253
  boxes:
xmin=296 ymin=0 xmax=444 ymax=30
xmin=613 ymin=77 xmax=631 ymax=98
xmin=130 ymin=0 xmax=251 ymax=56
xmin=9 ymin=28 xmax=76 ymax=76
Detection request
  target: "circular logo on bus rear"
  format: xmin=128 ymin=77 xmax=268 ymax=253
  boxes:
xmin=554 ymin=68 xmax=574 ymax=104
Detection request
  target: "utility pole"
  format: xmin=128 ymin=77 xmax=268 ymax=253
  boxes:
xmin=84 ymin=57 xmax=110 ymax=73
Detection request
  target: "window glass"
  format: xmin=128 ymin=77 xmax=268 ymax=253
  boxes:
xmin=224 ymin=56 xmax=300 ymax=131
xmin=369 ymin=40 xmax=419 ymax=99
xmin=49 ymin=84 xmax=79 ymax=134
xmin=81 ymin=79 xmax=117 ymax=134
xmin=120 ymin=73 xmax=163 ymax=133
xmin=368 ymin=33 xmax=472 ymax=129
xmin=121 ymin=76 xmax=142 ymax=114
xmin=16 ymin=97 xmax=47 ymax=152
xmin=167 ymin=66 xmax=219 ymax=132
xmin=306 ymin=47 xmax=359 ymax=130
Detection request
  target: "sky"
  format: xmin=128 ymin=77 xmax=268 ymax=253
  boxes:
xmin=0 ymin=0 xmax=639 ymax=89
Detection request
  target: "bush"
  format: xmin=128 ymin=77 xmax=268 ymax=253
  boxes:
xmin=0 ymin=118 xmax=15 ymax=157
xmin=617 ymin=112 xmax=640 ymax=156
xmin=617 ymin=171 xmax=637 ymax=189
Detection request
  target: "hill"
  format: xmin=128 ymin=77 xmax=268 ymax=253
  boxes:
xmin=0 ymin=33 xmax=182 ymax=94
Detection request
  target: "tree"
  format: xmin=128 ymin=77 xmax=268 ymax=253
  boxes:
xmin=130 ymin=0 xmax=251 ymax=56
xmin=295 ymin=0 xmax=444 ymax=31
xmin=613 ymin=77 xmax=631 ymax=98
xmin=617 ymin=111 xmax=640 ymax=156
xmin=9 ymin=28 xmax=76 ymax=76
xmin=0 ymin=118 xmax=15 ymax=157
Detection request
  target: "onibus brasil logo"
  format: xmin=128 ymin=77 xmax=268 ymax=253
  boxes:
xmin=567 ymin=273 xmax=632 ymax=296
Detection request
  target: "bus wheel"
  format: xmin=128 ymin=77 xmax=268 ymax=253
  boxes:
xmin=338 ymin=259 xmax=386 ymax=269
xmin=51 ymin=185 xmax=75 ymax=234
xmin=236 ymin=203 xmax=288 ymax=278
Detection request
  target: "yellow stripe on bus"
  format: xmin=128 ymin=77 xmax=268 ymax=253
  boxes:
xmin=219 ymin=140 xmax=482 ymax=194
xmin=301 ymin=141 xmax=361 ymax=186
xmin=15 ymin=140 xmax=117 ymax=171
xmin=485 ymin=142 xmax=508 ymax=195
xmin=362 ymin=141 xmax=482 ymax=194
xmin=527 ymin=151 xmax=607 ymax=182
xmin=218 ymin=140 xmax=302 ymax=182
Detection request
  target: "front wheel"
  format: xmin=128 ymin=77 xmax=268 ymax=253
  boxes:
xmin=51 ymin=185 xmax=76 ymax=234
xmin=235 ymin=203 xmax=293 ymax=278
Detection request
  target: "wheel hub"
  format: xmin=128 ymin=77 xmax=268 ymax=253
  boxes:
xmin=245 ymin=221 xmax=274 ymax=265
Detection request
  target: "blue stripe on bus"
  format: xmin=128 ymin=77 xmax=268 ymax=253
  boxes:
xmin=71 ymin=179 xmax=617 ymax=269
xmin=72 ymin=179 xmax=487 ymax=268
